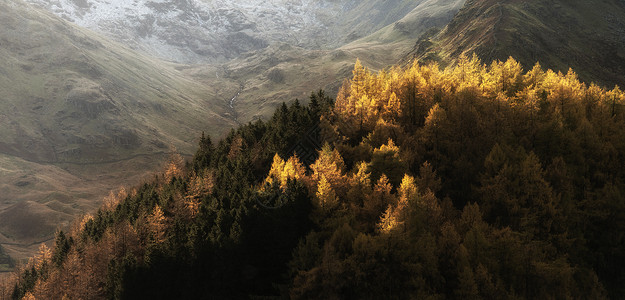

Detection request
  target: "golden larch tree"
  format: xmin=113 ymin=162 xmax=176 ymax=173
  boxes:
xmin=148 ymin=205 xmax=167 ymax=244
xmin=316 ymin=175 xmax=338 ymax=211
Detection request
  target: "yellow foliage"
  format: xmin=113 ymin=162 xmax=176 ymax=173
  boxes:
xmin=316 ymin=175 xmax=338 ymax=210
xmin=35 ymin=243 xmax=52 ymax=269
xmin=103 ymin=187 xmax=128 ymax=211
xmin=334 ymin=56 xmax=622 ymax=139
xmin=284 ymin=156 xmax=306 ymax=181
xmin=374 ymin=138 xmax=400 ymax=157
xmin=374 ymin=174 xmax=393 ymax=196
xmin=383 ymin=92 xmax=402 ymax=120
xmin=23 ymin=292 xmax=36 ymax=300
xmin=376 ymin=174 xmax=418 ymax=234
xmin=265 ymin=154 xmax=308 ymax=189
xmin=377 ymin=204 xmax=400 ymax=234
xmin=399 ymin=174 xmax=418 ymax=204
xmin=424 ymin=103 xmax=446 ymax=129
xmin=185 ymin=170 xmax=214 ymax=217
xmin=266 ymin=154 xmax=286 ymax=186
xmin=352 ymin=161 xmax=371 ymax=187
xmin=310 ymin=143 xmax=345 ymax=190
xmin=164 ymin=152 xmax=184 ymax=182
xmin=524 ymin=62 xmax=545 ymax=88
xmin=79 ymin=214 xmax=94 ymax=234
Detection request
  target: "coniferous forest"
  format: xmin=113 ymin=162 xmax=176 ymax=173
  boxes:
xmin=5 ymin=56 xmax=625 ymax=299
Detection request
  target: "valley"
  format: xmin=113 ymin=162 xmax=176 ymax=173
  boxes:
xmin=0 ymin=0 xmax=466 ymax=260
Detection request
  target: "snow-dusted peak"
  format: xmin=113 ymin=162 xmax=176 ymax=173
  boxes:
xmin=24 ymin=0 xmax=445 ymax=63
xmin=26 ymin=0 xmax=351 ymax=63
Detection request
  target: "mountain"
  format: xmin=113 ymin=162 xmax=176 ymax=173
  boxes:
xmin=0 ymin=0 xmax=466 ymax=260
xmin=19 ymin=0 xmax=468 ymax=123
xmin=0 ymin=0 xmax=238 ymax=259
xmin=25 ymin=0 xmax=456 ymax=63
xmin=410 ymin=0 xmax=625 ymax=87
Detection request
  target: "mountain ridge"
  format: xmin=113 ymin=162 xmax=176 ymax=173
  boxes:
xmin=25 ymin=0 xmax=441 ymax=63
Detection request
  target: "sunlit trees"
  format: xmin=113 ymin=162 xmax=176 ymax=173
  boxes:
xmin=310 ymin=143 xmax=346 ymax=193
xmin=265 ymin=154 xmax=308 ymax=189
xmin=370 ymin=139 xmax=405 ymax=186
xmin=316 ymin=175 xmax=338 ymax=211
xmin=164 ymin=152 xmax=185 ymax=183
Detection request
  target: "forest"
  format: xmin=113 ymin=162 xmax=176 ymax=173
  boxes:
xmin=3 ymin=55 xmax=625 ymax=299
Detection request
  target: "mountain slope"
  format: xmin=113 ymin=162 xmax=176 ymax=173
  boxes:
xmin=0 ymin=0 xmax=467 ymax=260
xmin=410 ymin=0 xmax=625 ymax=87
xmin=0 ymin=0 xmax=236 ymax=259
xmin=211 ymin=0 xmax=467 ymax=121
xmin=25 ymin=0 xmax=449 ymax=63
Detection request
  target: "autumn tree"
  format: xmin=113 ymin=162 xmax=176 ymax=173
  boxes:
xmin=316 ymin=175 xmax=338 ymax=211
xmin=148 ymin=205 xmax=168 ymax=244
xmin=265 ymin=154 xmax=308 ymax=189
xmin=310 ymin=143 xmax=346 ymax=193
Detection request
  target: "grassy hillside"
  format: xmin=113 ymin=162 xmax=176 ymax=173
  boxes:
xmin=0 ymin=0 xmax=238 ymax=259
xmin=410 ymin=0 xmax=625 ymax=87
xmin=0 ymin=1 xmax=236 ymax=163
xmin=328 ymin=0 xmax=461 ymax=44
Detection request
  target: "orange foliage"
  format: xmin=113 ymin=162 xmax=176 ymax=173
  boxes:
xmin=148 ymin=205 xmax=168 ymax=244
xmin=164 ymin=152 xmax=185 ymax=182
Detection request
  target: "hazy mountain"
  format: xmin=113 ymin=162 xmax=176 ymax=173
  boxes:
xmin=25 ymin=0 xmax=448 ymax=63
xmin=409 ymin=0 xmax=625 ymax=87
xmin=0 ymin=0 xmax=237 ymax=259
